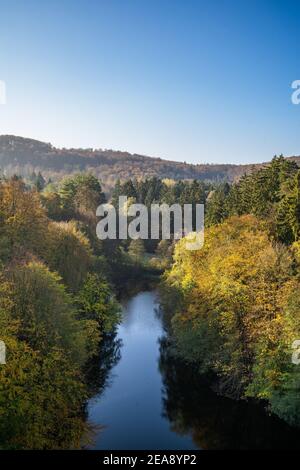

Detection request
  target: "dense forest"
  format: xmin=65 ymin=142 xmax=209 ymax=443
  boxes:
xmin=2 ymin=135 xmax=300 ymax=192
xmin=162 ymin=156 xmax=300 ymax=428
xmin=1 ymin=154 xmax=300 ymax=449
xmin=0 ymin=173 xmax=144 ymax=449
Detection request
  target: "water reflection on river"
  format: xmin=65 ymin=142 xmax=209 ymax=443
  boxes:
xmin=87 ymin=290 xmax=300 ymax=450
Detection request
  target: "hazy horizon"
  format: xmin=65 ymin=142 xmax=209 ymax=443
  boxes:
xmin=1 ymin=132 xmax=298 ymax=167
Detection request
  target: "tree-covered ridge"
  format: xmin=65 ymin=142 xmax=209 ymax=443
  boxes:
xmin=163 ymin=156 xmax=300 ymax=427
xmin=2 ymin=135 xmax=300 ymax=191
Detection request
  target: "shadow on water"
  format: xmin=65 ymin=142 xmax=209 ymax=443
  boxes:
xmin=85 ymin=332 xmax=122 ymax=399
xmin=159 ymin=336 xmax=300 ymax=450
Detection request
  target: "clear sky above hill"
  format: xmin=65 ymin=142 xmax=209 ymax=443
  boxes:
xmin=0 ymin=0 xmax=300 ymax=164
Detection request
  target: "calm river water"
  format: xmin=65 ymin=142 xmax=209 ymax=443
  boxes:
xmin=87 ymin=290 xmax=300 ymax=450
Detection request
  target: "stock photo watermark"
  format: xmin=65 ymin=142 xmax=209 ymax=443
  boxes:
xmin=0 ymin=81 xmax=6 ymax=105
xmin=96 ymin=197 xmax=205 ymax=251
xmin=292 ymin=340 xmax=300 ymax=365
xmin=0 ymin=341 xmax=6 ymax=364
xmin=291 ymin=80 xmax=300 ymax=105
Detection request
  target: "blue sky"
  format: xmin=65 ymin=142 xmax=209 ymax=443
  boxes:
xmin=0 ymin=0 xmax=300 ymax=164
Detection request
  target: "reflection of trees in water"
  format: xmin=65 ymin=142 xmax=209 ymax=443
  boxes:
xmin=159 ymin=336 xmax=300 ymax=450
xmin=82 ymin=331 xmax=122 ymax=448
xmin=85 ymin=331 xmax=122 ymax=399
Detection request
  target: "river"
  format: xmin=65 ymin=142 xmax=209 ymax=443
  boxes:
xmin=87 ymin=290 xmax=300 ymax=450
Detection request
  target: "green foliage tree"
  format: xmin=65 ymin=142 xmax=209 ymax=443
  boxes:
xmin=276 ymin=170 xmax=300 ymax=243
xmin=206 ymin=183 xmax=230 ymax=226
xmin=59 ymin=173 xmax=105 ymax=218
xmin=128 ymin=239 xmax=145 ymax=264
xmin=10 ymin=261 xmax=90 ymax=365
xmin=76 ymin=273 xmax=121 ymax=339
xmin=0 ymin=178 xmax=48 ymax=261
xmin=0 ymin=266 xmax=90 ymax=449
xmin=46 ymin=221 xmax=93 ymax=292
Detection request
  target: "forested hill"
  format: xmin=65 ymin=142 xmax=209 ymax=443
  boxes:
xmin=1 ymin=135 xmax=300 ymax=188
